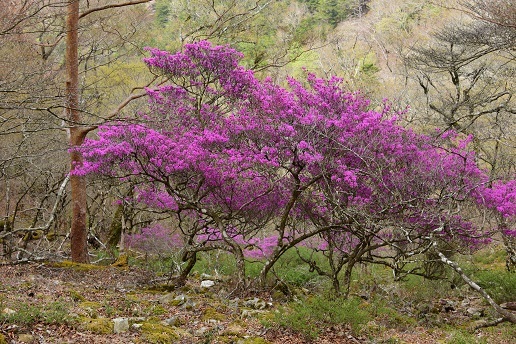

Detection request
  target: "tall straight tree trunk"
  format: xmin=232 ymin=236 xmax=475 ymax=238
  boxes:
xmin=66 ymin=0 xmax=89 ymax=263
xmin=64 ymin=0 xmax=152 ymax=263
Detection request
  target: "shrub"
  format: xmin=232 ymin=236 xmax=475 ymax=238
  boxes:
xmin=272 ymin=295 xmax=368 ymax=339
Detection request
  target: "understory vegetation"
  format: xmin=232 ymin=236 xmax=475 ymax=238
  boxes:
xmin=1 ymin=247 xmax=514 ymax=343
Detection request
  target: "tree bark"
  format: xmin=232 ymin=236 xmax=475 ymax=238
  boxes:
xmin=66 ymin=0 xmax=89 ymax=263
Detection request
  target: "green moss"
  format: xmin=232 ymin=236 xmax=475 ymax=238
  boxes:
xmin=239 ymin=337 xmax=271 ymax=344
xmin=82 ymin=317 xmax=113 ymax=334
xmin=143 ymin=304 xmax=166 ymax=316
xmin=78 ymin=301 xmax=102 ymax=317
xmin=223 ymin=322 xmax=245 ymax=336
xmin=0 ymin=301 xmax=72 ymax=326
xmin=202 ymin=307 xmax=226 ymax=322
xmin=0 ymin=333 xmax=7 ymax=344
xmin=17 ymin=334 xmax=35 ymax=343
xmin=107 ymin=204 xmax=123 ymax=248
xmin=78 ymin=301 xmax=102 ymax=310
xmin=141 ymin=322 xmax=180 ymax=344
xmin=47 ymin=260 xmax=105 ymax=271
xmin=144 ymin=284 xmax=176 ymax=293
xmin=215 ymin=335 xmax=234 ymax=343
xmin=69 ymin=290 xmax=85 ymax=302
xmin=111 ymin=253 xmax=129 ymax=267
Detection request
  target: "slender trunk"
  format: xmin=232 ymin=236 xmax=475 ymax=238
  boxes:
xmin=258 ymin=246 xmax=286 ymax=287
xmin=175 ymin=251 xmax=197 ymax=286
xmin=66 ymin=0 xmax=89 ymax=263
xmin=500 ymin=220 xmax=515 ymax=273
xmin=342 ymin=259 xmax=356 ymax=298
xmin=233 ymin=246 xmax=246 ymax=288
xmin=332 ymin=273 xmax=341 ymax=295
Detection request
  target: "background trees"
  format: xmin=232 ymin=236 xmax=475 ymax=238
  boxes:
xmin=1 ymin=0 xmax=153 ymax=262
xmin=403 ymin=0 xmax=516 ymax=270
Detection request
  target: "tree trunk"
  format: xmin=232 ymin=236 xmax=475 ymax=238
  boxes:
xmin=175 ymin=251 xmax=197 ymax=287
xmin=66 ymin=0 xmax=89 ymax=263
xmin=342 ymin=261 xmax=355 ymax=298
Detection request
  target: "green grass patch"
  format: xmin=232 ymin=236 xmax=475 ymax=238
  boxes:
xmin=469 ymin=269 xmax=516 ymax=304
xmin=0 ymin=301 xmax=72 ymax=326
xmin=472 ymin=247 xmax=506 ymax=267
xmin=129 ymin=254 xmax=178 ymax=276
xmin=270 ymin=295 xmax=369 ymax=339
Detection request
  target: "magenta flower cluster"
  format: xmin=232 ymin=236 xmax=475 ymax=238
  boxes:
xmin=76 ymin=41 xmax=515 ymax=280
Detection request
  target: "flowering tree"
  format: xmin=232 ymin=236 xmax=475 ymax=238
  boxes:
xmin=76 ymin=41 xmax=515 ymax=294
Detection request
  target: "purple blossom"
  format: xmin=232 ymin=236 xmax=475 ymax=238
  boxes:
xmin=76 ymin=41 xmax=515 ymax=264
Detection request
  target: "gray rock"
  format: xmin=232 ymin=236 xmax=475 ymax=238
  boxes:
xmin=241 ymin=309 xmax=264 ymax=318
xmin=182 ymin=299 xmax=196 ymax=310
xmin=243 ymin=297 xmax=267 ymax=310
xmin=2 ymin=307 xmax=16 ymax=315
xmin=194 ymin=326 xmax=209 ymax=336
xmin=113 ymin=317 xmax=129 ymax=333
xmin=17 ymin=334 xmax=35 ymax=343
xmin=162 ymin=316 xmax=182 ymax=327
xmin=159 ymin=292 xmax=176 ymax=304
xmin=162 ymin=294 xmax=188 ymax=306
xmin=466 ymin=307 xmax=483 ymax=317
xmin=228 ymin=297 xmax=240 ymax=309
xmin=200 ymin=280 xmax=215 ymax=288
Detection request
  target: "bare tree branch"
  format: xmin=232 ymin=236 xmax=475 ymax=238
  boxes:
xmin=434 ymin=242 xmax=516 ymax=324
xmin=79 ymin=0 xmax=152 ymax=19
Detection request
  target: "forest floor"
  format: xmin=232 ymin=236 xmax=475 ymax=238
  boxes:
xmin=0 ymin=261 xmax=514 ymax=344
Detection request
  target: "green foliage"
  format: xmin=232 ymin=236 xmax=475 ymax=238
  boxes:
xmin=470 ymin=269 xmax=516 ymax=304
xmin=294 ymin=16 xmax=324 ymax=43
xmin=374 ymin=1 xmax=437 ymax=43
xmin=359 ymin=52 xmax=379 ymax=76
xmin=272 ymin=295 xmax=368 ymax=339
xmin=319 ymin=0 xmax=352 ymax=27
xmin=299 ymin=0 xmax=359 ymax=27
xmin=272 ymin=247 xmax=327 ymax=288
xmin=0 ymin=301 xmax=72 ymax=326
xmin=362 ymin=296 xmax=417 ymax=330
xmin=299 ymin=0 xmax=320 ymax=13
xmin=155 ymin=0 xmax=171 ymax=27
xmin=129 ymin=254 xmax=178 ymax=276
xmin=193 ymin=250 xmax=238 ymax=276
xmin=472 ymin=247 xmax=506 ymax=267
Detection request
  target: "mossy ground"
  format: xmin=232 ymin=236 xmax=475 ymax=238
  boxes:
xmin=81 ymin=317 xmax=113 ymax=334
xmin=140 ymin=322 xmax=180 ymax=343
xmin=0 ymin=249 xmax=514 ymax=343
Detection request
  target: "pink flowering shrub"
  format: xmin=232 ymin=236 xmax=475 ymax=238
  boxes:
xmin=125 ymin=224 xmax=182 ymax=256
xmin=76 ymin=41 xmax=515 ymax=289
